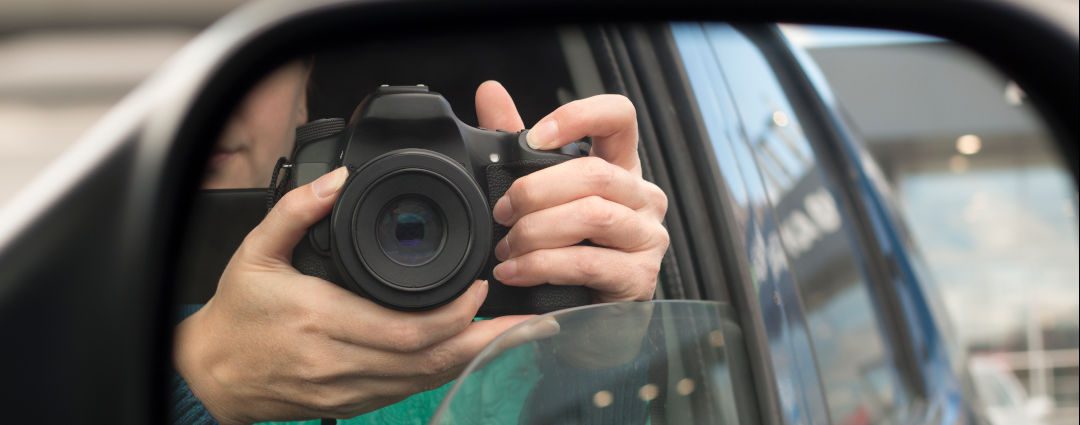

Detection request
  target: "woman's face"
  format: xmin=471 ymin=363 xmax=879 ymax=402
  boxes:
xmin=203 ymin=62 xmax=309 ymax=189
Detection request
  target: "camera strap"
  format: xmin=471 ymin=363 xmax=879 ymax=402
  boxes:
xmin=266 ymin=156 xmax=292 ymax=213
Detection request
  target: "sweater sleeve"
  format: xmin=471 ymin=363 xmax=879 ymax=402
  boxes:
xmin=171 ymin=372 xmax=220 ymax=425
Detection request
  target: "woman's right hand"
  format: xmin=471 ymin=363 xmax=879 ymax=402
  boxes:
xmin=173 ymin=167 xmax=540 ymax=424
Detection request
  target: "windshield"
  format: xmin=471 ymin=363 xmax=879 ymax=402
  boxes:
xmin=431 ymin=300 xmax=758 ymax=425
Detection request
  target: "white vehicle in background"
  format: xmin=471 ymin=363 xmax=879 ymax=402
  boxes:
xmin=970 ymin=356 xmax=1053 ymax=425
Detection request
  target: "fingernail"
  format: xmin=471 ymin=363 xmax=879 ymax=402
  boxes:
xmin=523 ymin=317 xmax=561 ymax=340
xmin=539 ymin=317 xmax=561 ymax=335
xmin=493 ymin=260 xmax=517 ymax=282
xmin=494 ymin=237 xmax=510 ymax=261
xmin=526 ymin=120 xmax=559 ymax=149
xmin=493 ymin=196 xmax=513 ymax=225
xmin=474 ymin=280 xmax=490 ymax=303
xmin=312 ymin=167 xmax=348 ymax=199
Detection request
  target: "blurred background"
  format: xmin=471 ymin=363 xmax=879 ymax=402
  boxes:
xmin=784 ymin=26 xmax=1079 ymax=425
xmin=1 ymin=1 xmax=1076 ymax=424
xmin=0 ymin=0 xmax=243 ymax=202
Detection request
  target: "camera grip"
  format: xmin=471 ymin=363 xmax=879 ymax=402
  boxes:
xmin=291 ymin=221 xmax=337 ymax=283
xmin=480 ymin=159 xmax=592 ymax=317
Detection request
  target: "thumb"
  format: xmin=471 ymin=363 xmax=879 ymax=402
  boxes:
xmin=241 ymin=167 xmax=348 ymax=263
xmin=475 ymin=80 xmax=525 ymax=131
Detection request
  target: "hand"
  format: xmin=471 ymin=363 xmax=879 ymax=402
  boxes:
xmin=173 ymin=168 xmax=539 ymax=424
xmin=475 ymin=81 xmax=669 ymax=303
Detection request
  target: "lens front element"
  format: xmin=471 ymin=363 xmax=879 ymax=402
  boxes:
xmin=376 ymin=195 xmax=446 ymax=266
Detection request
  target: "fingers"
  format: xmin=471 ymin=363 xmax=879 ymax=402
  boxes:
xmin=492 ymin=156 xmax=667 ymax=226
xmin=413 ymin=314 xmax=539 ymax=375
xmin=494 ymin=196 xmax=657 ymax=261
xmin=241 ymin=167 xmax=348 ymax=264
xmin=318 ymin=280 xmax=489 ymax=353
xmin=524 ymin=94 xmax=639 ymax=173
xmin=493 ymin=245 xmax=661 ymax=302
xmin=318 ymin=314 xmax=557 ymax=420
xmin=319 ymin=315 xmax=539 ymax=386
xmin=475 ymin=80 xmax=525 ymax=131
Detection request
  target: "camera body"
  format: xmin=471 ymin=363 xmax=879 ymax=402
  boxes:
xmin=281 ymin=85 xmax=591 ymax=316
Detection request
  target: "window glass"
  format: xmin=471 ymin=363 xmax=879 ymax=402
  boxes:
xmin=673 ymin=22 xmax=915 ymax=424
xmin=433 ymin=301 xmax=754 ymax=425
xmin=786 ymin=26 xmax=1080 ymax=422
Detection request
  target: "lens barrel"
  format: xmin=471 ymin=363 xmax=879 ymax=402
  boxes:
xmin=330 ymin=149 xmax=492 ymax=310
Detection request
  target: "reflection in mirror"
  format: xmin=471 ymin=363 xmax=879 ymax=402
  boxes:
xmin=784 ymin=25 xmax=1079 ymax=425
xmin=172 ymin=25 xmax=678 ymax=425
xmin=203 ymin=60 xmax=311 ymax=189
xmin=167 ymin=19 xmax=1077 ymax=425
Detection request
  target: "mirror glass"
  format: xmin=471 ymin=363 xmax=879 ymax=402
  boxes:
xmin=170 ymin=22 xmax=1077 ymax=425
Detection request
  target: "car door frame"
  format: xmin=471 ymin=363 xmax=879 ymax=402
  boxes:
xmin=597 ymin=21 xmax=983 ymax=424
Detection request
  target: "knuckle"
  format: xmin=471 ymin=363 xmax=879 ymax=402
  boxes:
xmin=645 ymin=182 xmax=669 ymax=214
xmin=561 ymin=100 xmax=588 ymax=120
xmin=513 ymin=215 xmax=538 ymax=244
xmin=636 ymin=257 xmax=662 ymax=300
xmin=652 ymin=223 xmax=671 ymax=250
xmin=293 ymin=306 xmax=323 ymax=337
xmin=585 ymin=197 xmax=618 ymax=231
xmin=610 ymin=94 xmax=636 ymax=115
xmin=574 ymin=253 xmax=602 ymax=283
xmin=580 ymin=157 xmax=615 ymax=190
xmin=290 ymin=289 xmax=338 ymax=332
xmin=517 ymin=251 xmax=545 ymax=276
xmin=639 ymin=257 xmax=662 ymax=283
xmin=598 ymin=94 xmax=637 ymax=127
xmin=508 ymin=177 xmax=538 ymax=211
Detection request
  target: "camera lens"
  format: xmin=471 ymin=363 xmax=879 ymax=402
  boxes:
xmin=334 ymin=150 xmax=492 ymax=309
xmin=376 ymin=195 xmax=446 ymax=266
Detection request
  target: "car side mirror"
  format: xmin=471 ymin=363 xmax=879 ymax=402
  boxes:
xmin=0 ymin=0 xmax=1075 ymax=423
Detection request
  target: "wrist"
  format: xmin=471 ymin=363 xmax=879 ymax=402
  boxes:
xmin=174 ymin=307 xmax=248 ymax=425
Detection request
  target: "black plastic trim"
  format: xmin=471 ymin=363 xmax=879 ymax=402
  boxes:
xmin=618 ymin=23 xmax=783 ymax=425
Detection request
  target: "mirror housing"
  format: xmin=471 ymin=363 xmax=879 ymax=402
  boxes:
xmin=0 ymin=0 xmax=1075 ymax=422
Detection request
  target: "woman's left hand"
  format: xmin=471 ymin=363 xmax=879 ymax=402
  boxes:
xmin=474 ymin=81 xmax=669 ymax=303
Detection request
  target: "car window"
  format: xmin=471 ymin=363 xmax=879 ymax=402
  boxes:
xmin=672 ymin=23 xmax=917 ymax=424
xmin=786 ymin=26 xmax=1080 ymax=423
xmin=433 ymin=301 xmax=754 ymax=425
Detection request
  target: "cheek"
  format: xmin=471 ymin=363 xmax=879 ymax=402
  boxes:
xmin=250 ymin=135 xmax=292 ymax=185
xmin=236 ymin=66 xmax=305 ymax=183
xmin=248 ymin=109 xmax=298 ymax=171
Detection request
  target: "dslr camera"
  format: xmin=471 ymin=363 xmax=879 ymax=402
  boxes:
xmin=277 ymin=85 xmax=591 ymax=316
